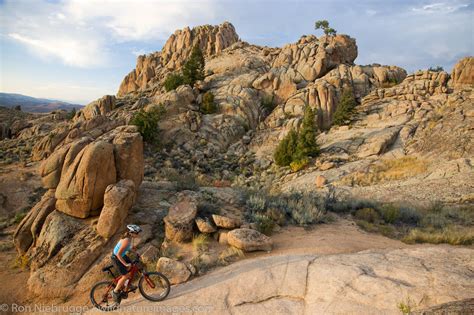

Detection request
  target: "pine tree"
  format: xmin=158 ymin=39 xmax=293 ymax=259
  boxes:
xmin=333 ymin=89 xmax=357 ymax=126
xmin=295 ymin=106 xmax=319 ymax=159
xmin=274 ymin=128 xmax=298 ymax=166
xmin=182 ymin=44 xmax=205 ymax=86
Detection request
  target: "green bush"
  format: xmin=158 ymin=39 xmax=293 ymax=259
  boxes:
xmin=246 ymin=193 xmax=267 ymax=214
xmin=290 ymin=157 xmax=309 ymax=172
xmin=261 ymin=94 xmax=276 ymax=114
xmin=66 ymin=107 xmax=76 ymax=120
xmin=380 ymin=205 xmax=400 ymax=224
xmin=355 ymin=208 xmax=379 ymax=223
xmin=315 ymin=20 xmax=337 ymax=36
xmin=130 ymin=106 xmax=165 ymax=143
xmin=182 ymin=44 xmax=205 ymax=86
xmin=333 ymin=89 xmax=356 ymax=126
xmin=274 ymin=106 xmax=319 ymax=167
xmin=295 ymin=106 xmax=319 ymax=159
xmin=428 ymin=66 xmax=444 ymax=72
xmin=284 ymin=192 xmax=325 ymax=226
xmin=274 ymin=128 xmax=298 ymax=166
xmin=201 ymin=91 xmax=217 ymax=114
xmin=253 ymin=213 xmax=275 ymax=235
xmin=164 ymin=73 xmax=185 ymax=91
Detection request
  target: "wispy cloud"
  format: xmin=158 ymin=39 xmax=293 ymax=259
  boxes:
xmin=411 ymin=1 xmax=469 ymax=14
xmin=1 ymin=0 xmax=217 ymax=67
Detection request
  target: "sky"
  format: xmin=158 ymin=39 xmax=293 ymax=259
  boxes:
xmin=0 ymin=0 xmax=473 ymax=104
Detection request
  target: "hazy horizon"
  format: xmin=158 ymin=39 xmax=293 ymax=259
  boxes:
xmin=1 ymin=0 xmax=473 ymax=104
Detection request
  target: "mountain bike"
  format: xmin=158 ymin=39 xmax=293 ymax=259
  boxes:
xmin=90 ymin=253 xmax=170 ymax=311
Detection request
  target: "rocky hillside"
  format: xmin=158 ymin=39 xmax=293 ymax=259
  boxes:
xmin=1 ymin=21 xmax=473 ymax=312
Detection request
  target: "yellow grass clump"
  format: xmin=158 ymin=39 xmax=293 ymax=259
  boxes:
xmin=402 ymin=227 xmax=474 ymax=246
xmin=341 ymin=156 xmax=428 ymax=186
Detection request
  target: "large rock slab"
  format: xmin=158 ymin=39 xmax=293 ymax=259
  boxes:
xmin=13 ymin=190 xmax=56 ymax=254
xmin=55 ymin=141 xmax=116 ymax=218
xmin=227 ymin=228 xmax=273 ymax=252
xmin=112 ymin=130 xmax=144 ymax=190
xmin=114 ymin=247 xmax=473 ymax=314
xmin=451 ymin=56 xmax=473 ymax=88
xmin=96 ymin=180 xmax=135 ymax=238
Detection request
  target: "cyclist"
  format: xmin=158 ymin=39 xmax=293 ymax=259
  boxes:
xmin=111 ymin=224 xmax=142 ymax=303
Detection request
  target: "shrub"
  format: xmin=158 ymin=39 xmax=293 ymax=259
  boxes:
xmin=66 ymin=107 xmax=76 ymax=120
xmin=295 ymin=106 xmax=319 ymax=159
xmin=380 ymin=205 xmax=400 ymax=224
xmin=274 ymin=128 xmax=298 ymax=166
xmin=274 ymin=105 xmax=320 ymax=167
xmin=261 ymin=94 xmax=276 ymax=114
xmin=245 ymin=193 xmax=267 ymax=214
xmin=333 ymin=89 xmax=356 ymax=126
xmin=315 ymin=20 xmax=337 ymax=36
xmin=130 ymin=106 xmax=165 ymax=143
xmin=265 ymin=207 xmax=287 ymax=226
xmin=290 ymin=157 xmax=309 ymax=172
xmin=192 ymin=234 xmax=209 ymax=254
xmin=354 ymin=208 xmax=379 ymax=223
xmin=201 ymin=91 xmax=217 ymax=114
xmin=182 ymin=44 xmax=205 ymax=86
xmin=286 ymin=192 xmax=325 ymax=226
xmin=420 ymin=213 xmax=449 ymax=229
xmin=164 ymin=73 xmax=185 ymax=91
xmin=428 ymin=66 xmax=444 ymax=72
xmin=397 ymin=207 xmax=422 ymax=225
xmin=13 ymin=211 xmax=27 ymax=224
xmin=252 ymin=213 xmax=275 ymax=236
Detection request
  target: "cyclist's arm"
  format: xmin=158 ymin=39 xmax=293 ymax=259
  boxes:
xmin=116 ymin=238 xmax=130 ymax=266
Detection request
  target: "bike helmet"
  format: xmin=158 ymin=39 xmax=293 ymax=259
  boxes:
xmin=126 ymin=224 xmax=142 ymax=234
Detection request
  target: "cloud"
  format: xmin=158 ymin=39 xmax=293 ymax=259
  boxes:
xmin=1 ymin=0 xmax=217 ymax=67
xmin=8 ymin=33 xmax=105 ymax=67
xmin=411 ymin=1 xmax=469 ymax=14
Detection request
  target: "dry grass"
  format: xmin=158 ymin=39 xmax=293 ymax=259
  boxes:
xmin=192 ymin=234 xmax=209 ymax=255
xmin=402 ymin=226 xmax=474 ymax=246
xmin=218 ymin=246 xmax=244 ymax=265
xmin=12 ymin=254 xmax=29 ymax=270
xmin=341 ymin=156 xmax=428 ymax=186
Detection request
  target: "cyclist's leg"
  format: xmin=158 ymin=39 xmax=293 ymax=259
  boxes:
xmin=112 ymin=255 xmax=129 ymax=293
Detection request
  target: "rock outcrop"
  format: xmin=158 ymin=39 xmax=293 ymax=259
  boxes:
xmin=163 ymin=198 xmax=198 ymax=242
xmin=116 ymin=247 xmax=474 ymax=314
xmin=96 ymin=180 xmax=136 ymax=238
xmin=117 ymin=22 xmax=239 ymax=96
xmin=451 ymin=56 xmax=474 ymax=88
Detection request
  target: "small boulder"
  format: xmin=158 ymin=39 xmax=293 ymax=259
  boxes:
xmin=163 ymin=200 xmax=197 ymax=242
xmin=227 ymin=228 xmax=273 ymax=252
xmin=212 ymin=214 xmax=241 ymax=229
xmin=140 ymin=244 xmax=159 ymax=264
xmin=218 ymin=230 xmax=229 ymax=245
xmin=156 ymin=257 xmax=192 ymax=284
xmin=96 ymin=180 xmax=135 ymax=238
xmin=195 ymin=217 xmax=217 ymax=233
xmin=315 ymin=175 xmax=327 ymax=188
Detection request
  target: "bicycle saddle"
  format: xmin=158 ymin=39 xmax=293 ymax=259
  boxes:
xmin=102 ymin=265 xmax=114 ymax=272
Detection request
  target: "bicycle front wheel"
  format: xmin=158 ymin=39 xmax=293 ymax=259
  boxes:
xmin=90 ymin=281 xmax=120 ymax=311
xmin=138 ymin=272 xmax=171 ymax=301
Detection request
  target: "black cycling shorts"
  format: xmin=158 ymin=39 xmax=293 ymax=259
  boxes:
xmin=111 ymin=254 xmax=132 ymax=275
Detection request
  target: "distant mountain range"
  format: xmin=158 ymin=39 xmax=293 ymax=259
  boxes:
xmin=0 ymin=93 xmax=84 ymax=113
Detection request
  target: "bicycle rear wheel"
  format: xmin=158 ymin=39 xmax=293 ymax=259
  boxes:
xmin=138 ymin=272 xmax=170 ymax=301
xmin=90 ymin=281 xmax=120 ymax=311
